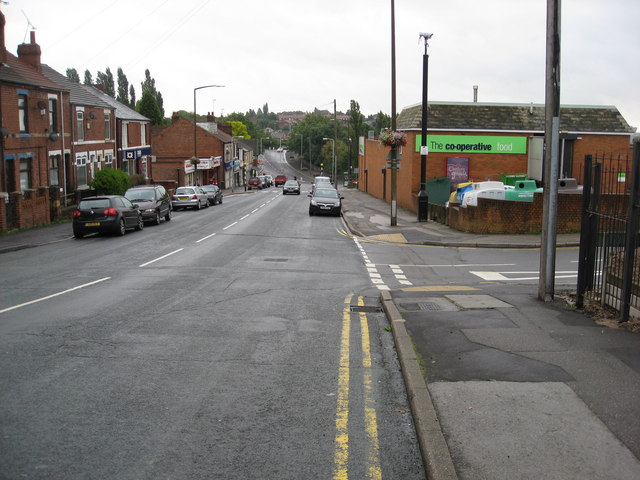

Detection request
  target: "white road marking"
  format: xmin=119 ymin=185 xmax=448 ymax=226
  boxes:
xmin=139 ymin=248 xmax=184 ymax=266
xmin=0 ymin=277 xmax=111 ymax=314
xmin=196 ymin=233 xmax=217 ymax=243
xmin=223 ymin=222 xmax=238 ymax=230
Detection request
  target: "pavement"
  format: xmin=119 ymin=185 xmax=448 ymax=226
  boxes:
xmin=2 ymin=187 xmax=640 ymax=479
xmin=338 ymin=187 xmax=640 ymax=480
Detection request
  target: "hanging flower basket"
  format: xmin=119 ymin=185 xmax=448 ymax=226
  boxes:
xmin=190 ymin=156 xmax=200 ymax=166
xmin=379 ymin=129 xmax=407 ymax=148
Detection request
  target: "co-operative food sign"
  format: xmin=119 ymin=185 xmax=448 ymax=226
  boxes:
xmin=415 ymin=135 xmax=527 ymax=154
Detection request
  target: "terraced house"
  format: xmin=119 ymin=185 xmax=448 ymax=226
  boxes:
xmin=0 ymin=12 xmax=150 ymax=232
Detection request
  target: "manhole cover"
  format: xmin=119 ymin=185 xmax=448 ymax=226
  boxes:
xmin=350 ymin=305 xmax=383 ymax=313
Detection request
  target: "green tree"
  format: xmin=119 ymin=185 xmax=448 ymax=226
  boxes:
xmin=347 ymin=100 xmax=366 ymax=172
xmin=129 ymin=85 xmax=136 ymax=108
xmin=287 ymin=114 xmax=340 ymax=171
xmin=83 ymin=69 xmax=93 ymax=85
xmin=91 ymin=167 xmax=131 ymax=195
xmin=228 ymin=120 xmax=250 ymax=139
xmin=136 ymin=89 xmax=163 ymax=125
xmin=374 ymin=111 xmax=391 ymax=136
xmin=141 ymin=69 xmax=164 ymax=118
xmin=66 ymin=68 xmax=80 ymax=83
xmin=116 ymin=68 xmax=129 ymax=105
xmin=96 ymin=67 xmax=115 ymax=97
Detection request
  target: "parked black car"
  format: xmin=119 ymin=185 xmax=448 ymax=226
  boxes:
xmin=73 ymin=195 xmax=144 ymax=238
xmin=308 ymin=188 xmax=343 ymax=216
xmin=201 ymin=184 xmax=224 ymax=205
xmin=124 ymin=185 xmax=172 ymax=225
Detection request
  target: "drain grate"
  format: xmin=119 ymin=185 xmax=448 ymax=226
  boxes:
xmin=400 ymin=302 xmax=442 ymax=311
xmin=350 ymin=305 xmax=383 ymax=313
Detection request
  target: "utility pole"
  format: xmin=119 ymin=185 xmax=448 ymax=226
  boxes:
xmin=390 ymin=0 xmax=398 ymax=226
xmin=333 ymin=99 xmax=338 ymax=189
xmin=538 ymin=0 xmax=561 ymax=302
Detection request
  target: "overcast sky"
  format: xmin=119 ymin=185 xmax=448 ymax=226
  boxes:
xmin=2 ymin=0 xmax=638 ymax=130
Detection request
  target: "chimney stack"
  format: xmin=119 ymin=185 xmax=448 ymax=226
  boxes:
xmin=17 ymin=30 xmax=42 ymax=71
xmin=0 ymin=11 xmax=6 ymax=65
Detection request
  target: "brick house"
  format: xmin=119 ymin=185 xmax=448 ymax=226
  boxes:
xmin=41 ymin=65 xmax=117 ymax=195
xmin=358 ymin=102 xmax=636 ymax=214
xmin=83 ymin=85 xmax=151 ymax=181
xmin=0 ymin=13 xmax=69 ymax=231
xmin=151 ymin=115 xmax=250 ymax=189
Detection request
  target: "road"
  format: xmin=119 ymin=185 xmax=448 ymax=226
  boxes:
xmin=0 ymin=155 xmax=424 ymax=480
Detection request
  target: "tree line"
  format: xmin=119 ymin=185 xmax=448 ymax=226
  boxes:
xmin=65 ymin=66 xmax=164 ymax=126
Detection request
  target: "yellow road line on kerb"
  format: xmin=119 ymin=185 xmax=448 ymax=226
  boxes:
xmin=333 ymin=294 xmax=353 ymax=480
xmin=358 ymin=296 xmax=382 ymax=480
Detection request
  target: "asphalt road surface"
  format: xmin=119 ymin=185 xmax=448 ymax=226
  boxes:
xmin=0 ymin=171 xmax=424 ymax=479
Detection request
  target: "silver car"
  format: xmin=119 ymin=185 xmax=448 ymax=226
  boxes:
xmin=171 ymin=186 xmax=209 ymax=211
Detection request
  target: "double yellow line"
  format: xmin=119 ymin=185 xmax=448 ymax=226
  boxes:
xmin=333 ymin=294 xmax=382 ymax=480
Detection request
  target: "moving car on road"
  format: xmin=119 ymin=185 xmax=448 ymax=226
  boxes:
xmin=73 ymin=195 xmax=144 ymax=238
xmin=201 ymin=184 xmax=223 ymax=205
xmin=308 ymin=188 xmax=343 ymax=216
xmin=274 ymin=175 xmax=287 ymax=186
xmin=283 ymin=179 xmax=301 ymax=195
xmin=124 ymin=185 xmax=172 ymax=225
xmin=172 ymin=186 xmax=209 ymax=210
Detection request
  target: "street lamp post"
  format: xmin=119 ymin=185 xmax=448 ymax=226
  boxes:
xmin=232 ymin=135 xmax=244 ymax=192
xmin=298 ymin=133 xmax=304 ymax=170
xmin=417 ymin=33 xmax=433 ymax=222
xmin=322 ymin=137 xmax=335 ymax=188
xmin=193 ymin=84 xmax=224 ymax=184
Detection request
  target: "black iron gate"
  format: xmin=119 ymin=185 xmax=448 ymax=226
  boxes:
xmin=576 ymin=140 xmax=640 ymax=322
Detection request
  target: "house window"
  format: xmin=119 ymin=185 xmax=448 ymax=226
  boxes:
xmin=19 ymin=155 xmax=32 ymax=190
xmin=49 ymin=154 xmax=60 ymax=185
xmin=18 ymin=94 xmax=29 ymax=133
xmin=49 ymin=98 xmax=58 ymax=133
xmin=105 ymin=112 xmax=111 ymax=140
xmin=76 ymin=152 xmax=88 ymax=186
xmin=77 ymin=110 xmax=84 ymax=141
xmin=105 ymin=152 xmax=113 ymax=165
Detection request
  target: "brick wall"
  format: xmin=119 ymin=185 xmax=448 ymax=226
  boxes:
xmin=447 ymin=192 xmax=583 ymax=234
xmin=6 ymin=187 xmax=51 ymax=230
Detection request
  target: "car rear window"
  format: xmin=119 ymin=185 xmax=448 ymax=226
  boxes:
xmin=176 ymin=187 xmax=195 ymax=194
xmin=78 ymin=199 xmax=111 ymax=209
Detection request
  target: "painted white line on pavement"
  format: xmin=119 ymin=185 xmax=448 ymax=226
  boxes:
xmin=196 ymin=233 xmax=217 ymax=243
xmin=240 ymin=214 xmax=250 ymax=220
xmin=0 ymin=277 xmax=111 ymax=314
xmin=223 ymin=222 xmax=238 ymax=230
xmin=139 ymin=248 xmax=184 ymax=266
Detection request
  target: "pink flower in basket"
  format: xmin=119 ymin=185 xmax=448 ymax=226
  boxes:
xmin=379 ymin=129 xmax=407 ymax=148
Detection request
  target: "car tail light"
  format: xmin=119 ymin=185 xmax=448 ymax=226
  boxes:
xmin=103 ymin=208 xmax=117 ymax=215
xmin=73 ymin=210 xmax=81 ymax=217
xmin=192 ymin=194 xmax=198 ymax=199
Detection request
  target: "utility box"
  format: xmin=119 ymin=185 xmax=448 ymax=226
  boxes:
xmin=425 ymin=177 xmax=451 ymax=206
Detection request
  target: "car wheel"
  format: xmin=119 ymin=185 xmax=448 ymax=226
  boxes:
xmin=117 ymin=218 xmax=126 ymax=236
xmin=195 ymin=201 xmax=201 ymax=210
xmin=165 ymin=209 xmax=172 ymax=221
xmin=219 ymin=197 xmax=223 ymax=204
xmin=74 ymin=231 xmax=84 ymax=239
xmin=205 ymin=200 xmax=209 ymax=208
xmin=136 ymin=215 xmax=144 ymax=231
xmin=154 ymin=211 xmax=161 ymax=225
xmin=309 ymin=209 xmax=314 ymax=216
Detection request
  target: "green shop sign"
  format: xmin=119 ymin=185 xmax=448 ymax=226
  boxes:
xmin=415 ymin=135 xmax=527 ymax=154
